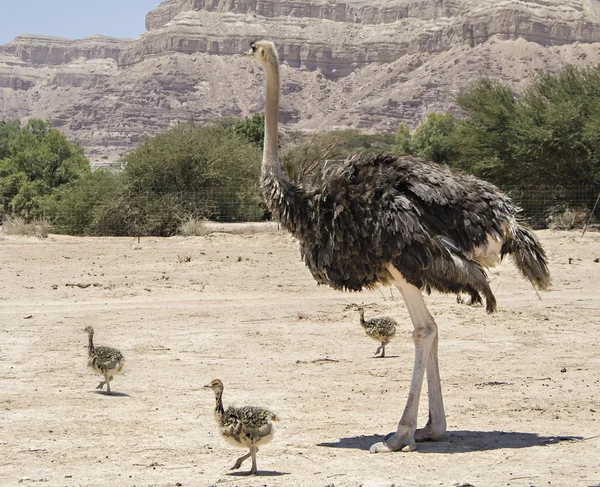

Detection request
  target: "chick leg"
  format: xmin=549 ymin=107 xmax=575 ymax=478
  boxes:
xmin=231 ymin=450 xmax=251 ymax=471
xmin=248 ymin=446 xmax=259 ymax=475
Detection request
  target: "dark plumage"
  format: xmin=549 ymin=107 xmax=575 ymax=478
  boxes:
xmin=84 ymin=326 xmax=124 ymax=395
xmin=204 ymin=379 xmax=278 ymax=475
xmin=264 ymin=153 xmax=550 ymax=310
xmin=247 ymin=40 xmax=551 ymax=454
xmin=356 ymin=307 xmax=397 ymax=358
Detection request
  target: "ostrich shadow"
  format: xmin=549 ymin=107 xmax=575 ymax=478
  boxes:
xmin=90 ymin=390 xmax=130 ymax=397
xmin=227 ymin=471 xmax=290 ymax=477
xmin=317 ymin=430 xmax=583 ymax=453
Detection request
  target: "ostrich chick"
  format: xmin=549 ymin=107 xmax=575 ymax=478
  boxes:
xmin=357 ymin=307 xmax=397 ymax=358
xmin=84 ymin=326 xmax=124 ymax=395
xmin=204 ymin=379 xmax=278 ymax=475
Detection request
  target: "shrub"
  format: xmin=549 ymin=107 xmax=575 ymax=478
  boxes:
xmin=548 ymin=206 xmax=590 ymax=230
xmin=2 ymin=215 xmax=50 ymax=238
xmin=178 ymin=216 xmax=208 ymax=236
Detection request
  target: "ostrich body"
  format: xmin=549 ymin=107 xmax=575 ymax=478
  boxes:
xmin=204 ymin=379 xmax=278 ymax=475
xmin=245 ymin=40 xmax=550 ymax=453
xmin=84 ymin=326 xmax=124 ymax=395
xmin=357 ymin=307 xmax=397 ymax=358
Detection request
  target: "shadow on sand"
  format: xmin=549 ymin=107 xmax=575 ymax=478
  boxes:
xmin=227 ymin=470 xmax=290 ymax=477
xmin=90 ymin=390 xmax=130 ymax=397
xmin=317 ymin=430 xmax=583 ymax=453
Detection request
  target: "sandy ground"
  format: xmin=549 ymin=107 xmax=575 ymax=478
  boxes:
xmin=0 ymin=227 xmax=599 ymax=487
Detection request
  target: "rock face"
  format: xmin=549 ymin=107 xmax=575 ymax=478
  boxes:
xmin=2 ymin=0 xmax=600 ymax=159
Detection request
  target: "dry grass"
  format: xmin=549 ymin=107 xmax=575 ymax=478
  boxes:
xmin=179 ymin=219 xmax=280 ymax=236
xmin=548 ymin=206 xmax=590 ymax=230
xmin=1 ymin=216 xmax=51 ymax=238
xmin=178 ymin=216 xmax=209 ymax=236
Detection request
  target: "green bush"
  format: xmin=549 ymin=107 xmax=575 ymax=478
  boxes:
xmin=45 ymin=169 xmax=121 ymax=235
xmin=452 ymin=69 xmax=600 ymax=189
xmin=394 ymin=123 xmax=412 ymax=155
xmin=233 ymin=113 xmax=265 ymax=148
xmin=410 ymin=113 xmax=460 ymax=164
xmin=0 ymin=119 xmax=89 ymax=221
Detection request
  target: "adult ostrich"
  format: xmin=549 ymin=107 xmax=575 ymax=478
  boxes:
xmin=245 ymin=40 xmax=550 ymax=453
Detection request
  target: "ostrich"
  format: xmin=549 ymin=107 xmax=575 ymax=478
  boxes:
xmin=244 ymin=40 xmax=550 ymax=453
xmin=204 ymin=379 xmax=279 ymax=475
xmin=356 ymin=307 xmax=397 ymax=358
xmin=84 ymin=326 xmax=125 ymax=395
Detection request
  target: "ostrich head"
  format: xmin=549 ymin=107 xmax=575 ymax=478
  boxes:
xmin=204 ymin=378 xmax=224 ymax=394
xmin=84 ymin=325 xmax=94 ymax=335
xmin=245 ymin=40 xmax=279 ymax=69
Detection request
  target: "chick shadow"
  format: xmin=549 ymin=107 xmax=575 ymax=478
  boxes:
xmin=227 ymin=471 xmax=290 ymax=477
xmin=317 ymin=430 xmax=583 ymax=453
xmin=90 ymin=390 xmax=130 ymax=397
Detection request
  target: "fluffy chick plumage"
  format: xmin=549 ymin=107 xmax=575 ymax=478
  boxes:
xmin=205 ymin=379 xmax=278 ymax=475
xmin=357 ymin=307 xmax=397 ymax=358
xmin=85 ymin=326 xmax=124 ymax=394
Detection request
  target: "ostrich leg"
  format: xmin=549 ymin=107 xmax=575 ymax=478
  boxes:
xmin=370 ymin=266 xmax=446 ymax=453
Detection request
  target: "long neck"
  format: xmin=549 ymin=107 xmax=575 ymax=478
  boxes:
xmin=263 ymin=63 xmax=279 ymax=168
xmin=359 ymin=310 xmax=366 ymax=327
xmin=214 ymin=389 xmax=225 ymax=421
xmin=87 ymin=331 xmax=94 ymax=352
xmin=260 ymin=56 xmax=308 ymax=238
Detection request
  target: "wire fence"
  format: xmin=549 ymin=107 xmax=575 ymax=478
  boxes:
xmin=1 ymin=185 xmax=599 ymax=236
xmin=505 ymin=185 xmax=600 ymax=229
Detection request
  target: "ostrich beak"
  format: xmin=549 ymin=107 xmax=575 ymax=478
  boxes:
xmin=243 ymin=47 xmax=254 ymax=57
xmin=203 ymin=384 xmax=212 ymax=389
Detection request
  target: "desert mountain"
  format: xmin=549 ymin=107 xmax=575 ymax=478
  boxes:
xmin=1 ymin=0 xmax=600 ymax=160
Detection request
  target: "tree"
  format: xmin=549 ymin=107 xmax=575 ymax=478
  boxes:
xmin=0 ymin=119 xmax=89 ymax=221
xmin=233 ymin=113 xmax=265 ymax=148
xmin=410 ymin=113 xmax=460 ymax=164
xmin=394 ymin=123 xmax=412 ymax=155
xmin=453 ymin=69 xmax=600 ymax=189
xmin=44 ymin=169 xmax=121 ymax=235
xmin=116 ymin=122 xmax=263 ymax=235
xmin=452 ymin=78 xmax=518 ymax=182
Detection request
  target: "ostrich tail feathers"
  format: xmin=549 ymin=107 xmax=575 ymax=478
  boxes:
xmin=502 ymin=224 xmax=551 ymax=290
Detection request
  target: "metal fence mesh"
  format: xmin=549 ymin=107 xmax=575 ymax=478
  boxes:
xmin=1 ymin=185 xmax=599 ymax=235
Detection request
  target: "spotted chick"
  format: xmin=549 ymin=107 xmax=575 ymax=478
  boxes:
xmin=204 ymin=379 xmax=278 ymax=475
xmin=84 ymin=326 xmax=124 ymax=395
xmin=357 ymin=307 xmax=397 ymax=358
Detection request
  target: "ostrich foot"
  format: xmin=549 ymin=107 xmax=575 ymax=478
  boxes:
xmin=374 ymin=345 xmax=386 ymax=358
xmin=230 ymin=451 xmax=252 ymax=471
xmin=369 ymin=427 xmax=416 ymax=453
xmin=95 ymin=381 xmax=106 ymax=390
xmin=414 ymin=424 xmax=446 ymax=442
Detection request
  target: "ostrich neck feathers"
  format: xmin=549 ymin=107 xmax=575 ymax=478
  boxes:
xmin=214 ymin=389 xmax=225 ymax=420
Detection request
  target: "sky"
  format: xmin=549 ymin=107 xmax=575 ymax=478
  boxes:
xmin=0 ymin=0 xmax=163 ymax=45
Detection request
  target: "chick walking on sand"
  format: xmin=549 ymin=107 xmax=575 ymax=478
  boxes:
xmin=84 ymin=326 xmax=124 ymax=395
xmin=357 ymin=307 xmax=397 ymax=358
xmin=204 ymin=379 xmax=278 ymax=475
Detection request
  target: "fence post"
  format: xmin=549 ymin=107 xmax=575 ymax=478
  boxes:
xmin=582 ymin=191 xmax=600 ymax=237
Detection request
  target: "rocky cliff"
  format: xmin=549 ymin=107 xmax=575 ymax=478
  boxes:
xmin=1 ymin=0 xmax=600 ymax=159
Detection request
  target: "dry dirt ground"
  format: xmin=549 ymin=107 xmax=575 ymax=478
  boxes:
xmin=1 ymin=227 xmax=599 ymax=487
